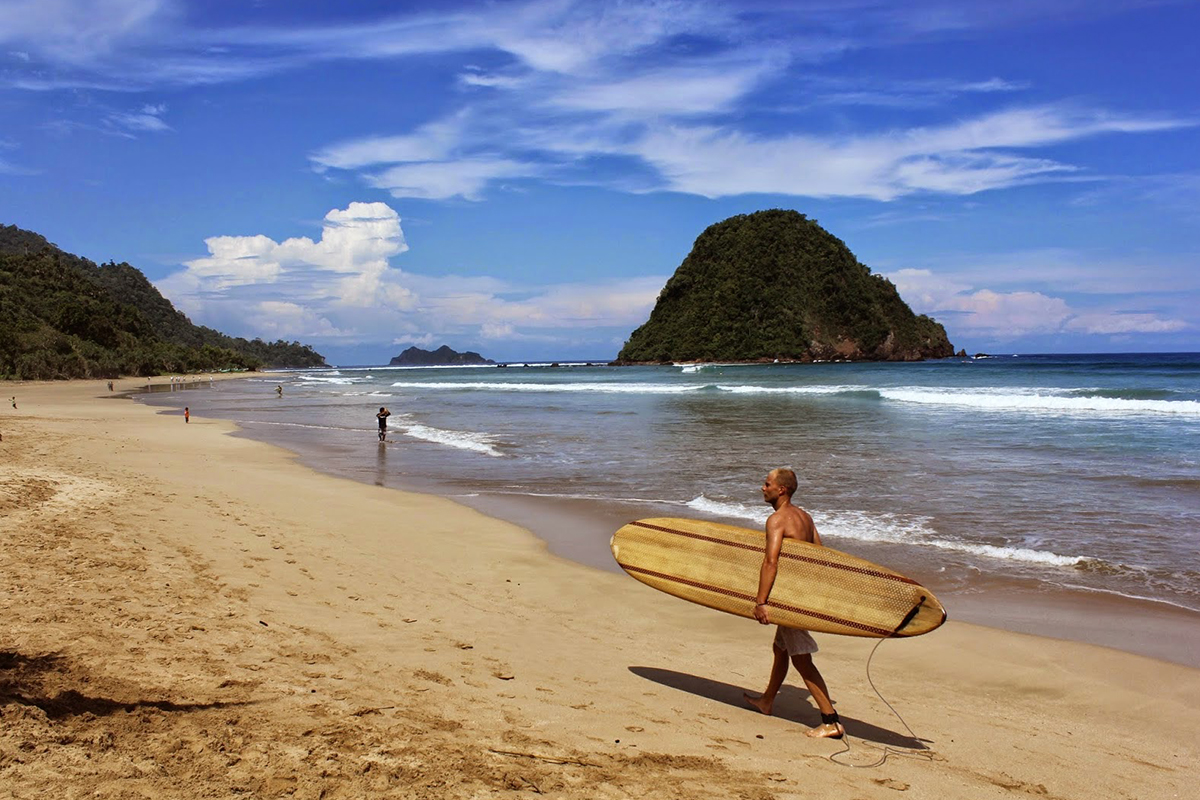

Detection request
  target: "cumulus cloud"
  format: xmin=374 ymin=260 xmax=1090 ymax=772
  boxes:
xmin=175 ymin=202 xmax=411 ymax=301
xmin=156 ymin=202 xmax=666 ymax=354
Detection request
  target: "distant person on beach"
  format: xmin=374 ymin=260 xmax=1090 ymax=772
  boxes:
xmin=10 ymin=397 xmax=15 ymax=409
xmin=276 ymin=385 xmax=283 ymax=397
xmin=743 ymin=468 xmax=844 ymax=739
xmin=107 ymin=380 xmax=114 ymax=391
xmin=184 ymin=407 xmax=190 ymax=424
xmin=376 ymin=407 xmax=391 ymax=442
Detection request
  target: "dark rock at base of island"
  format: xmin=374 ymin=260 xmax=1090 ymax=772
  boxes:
xmin=389 ymin=345 xmax=495 ymax=367
xmin=614 ymin=209 xmax=955 ymax=364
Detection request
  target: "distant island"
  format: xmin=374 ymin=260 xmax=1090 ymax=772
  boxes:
xmin=616 ymin=209 xmax=954 ymax=363
xmin=390 ymin=345 xmax=495 ymax=366
xmin=0 ymin=223 xmax=327 ymax=380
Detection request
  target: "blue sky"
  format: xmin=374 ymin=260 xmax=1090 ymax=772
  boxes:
xmin=2 ymin=0 xmax=1198 ymax=364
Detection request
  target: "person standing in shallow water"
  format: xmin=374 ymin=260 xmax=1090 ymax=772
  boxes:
xmin=376 ymin=406 xmax=391 ymax=442
xmin=743 ymin=468 xmax=844 ymax=739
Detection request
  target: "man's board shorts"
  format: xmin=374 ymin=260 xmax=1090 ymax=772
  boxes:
xmin=774 ymin=625 xmax=818 ymax=656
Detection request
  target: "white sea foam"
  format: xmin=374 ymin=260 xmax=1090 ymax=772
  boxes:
xmin=684 ymin=496 xmax=1088 ymax=568
xmin=686 ymin=495 xmax=768 ymax=523
xmin=879 ymin=387 xmax=1200 ymax=416
xmin=1056 ymin=583 xmax=1200 ymax=614
xmin=390 ymin=381 xmax=699 ymax=394
xmin=295 ymin=375 xmax=360 ymax=385
xmin=241 ymin=420 xmax=351 ymax=432
xmin=716 ymin=384 xmax=867 ymax=396
xmin=385 ymin=377 xmax=1200 ymax=415
xmin=397 ymin=422 xmax=504 ymax=457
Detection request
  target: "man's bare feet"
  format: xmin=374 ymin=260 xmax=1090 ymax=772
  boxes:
xmin=805 ymin=722 xmax=845 ymax=739
xmin=742 ymin=691 xmax=773 ymax=715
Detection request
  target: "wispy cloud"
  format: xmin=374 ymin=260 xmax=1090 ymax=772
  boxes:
xmin=106 ymin=102 xmax=170 ymax=134
xmin=802 ymin=75 xmax=1029 ymax=109
xmin=6 ymin=1 xmax=1191 ymax=206
xmin=885 ymin=261 xmax=1195 ymax=342
xmin=0 ymin=139 xmax=35 ymax=175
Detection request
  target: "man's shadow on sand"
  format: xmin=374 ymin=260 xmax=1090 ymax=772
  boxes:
xmin=0 ymin=650 xmax=253 ymax=720
xmin=630 ymin=666 xmax=929 ymax=749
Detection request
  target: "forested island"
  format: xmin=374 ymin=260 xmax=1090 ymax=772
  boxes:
xmin=616 ymin=210 xmax=954 ymax=363
xmin=0 ymin=224 xmax=327 ymax=379
xmin=389 ymin=345 xmax=494 ymax=366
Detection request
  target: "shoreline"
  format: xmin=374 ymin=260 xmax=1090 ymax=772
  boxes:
xmin=3 ymin=377 xmax=1198 ymax=798
xmin=139 ymin=378 xmax=1200 ymax=669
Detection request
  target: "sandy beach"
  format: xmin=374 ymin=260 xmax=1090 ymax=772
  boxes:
xmin=2 ymin=379 xmax=1197 ymax=799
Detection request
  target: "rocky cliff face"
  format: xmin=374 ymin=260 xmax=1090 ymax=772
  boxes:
xmin=616 ymin=210 xmax=954 ymax=363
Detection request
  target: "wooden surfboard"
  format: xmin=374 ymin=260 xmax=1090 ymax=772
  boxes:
xmin=611 ymin=517 xmax=946 ymax=638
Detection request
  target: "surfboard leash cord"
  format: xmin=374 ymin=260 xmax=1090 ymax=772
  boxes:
xmin=829 ymin=598 xmax=938 ymax=769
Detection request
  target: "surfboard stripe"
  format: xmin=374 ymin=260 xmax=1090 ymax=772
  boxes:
xmin=630 ymin=520 xmax=919 ymax=585
xmin=620 ymin=563 xmax=895 ymax=637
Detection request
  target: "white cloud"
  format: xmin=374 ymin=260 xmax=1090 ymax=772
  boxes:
xmin=106 ymin=102 xmax=171 ymax=134
xmin=480 ymin=322 xmax=516 ymax=339
xmin=8 ymin=1 xmax=1189 ymax=206
xmin=905 ymin=248 xmax=1200 ymax=296
xmin=253 ymin=301 xmax=348 ymax=338
xmin=163 ymin=201 xmax=409 ymax=298
xmin=368 ymin=158 xmax=537 ymax=201
xmin=156 ymin=202 xmax=666 ymax=352
xmin=551 ymin=63 xmax=769 ymax=116
xmin=890 ymin=267 xmax=1074 ymax=335
xmin=393 ymin=333 xmax=436 ymax=347
xmin=0 ymin=0 xmax=170 ymax=65
xmin=625 ymin=106 xmax=1186 ymax=200
xmin=318 ymin=100 xmax=1189 ymax=202
xmin=1066 ymin=313 xmax=1190 ymax=335
xmin=311 ymin=115 xmax=467 ymax=170
xmin=886 ymin=265 xmax=1194 ymax=342
xmin=182 ymin=234 xmax=284 ymax=289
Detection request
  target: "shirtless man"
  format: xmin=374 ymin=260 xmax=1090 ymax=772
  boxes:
xmin=743 ymin=468 xmax=844 ymax=739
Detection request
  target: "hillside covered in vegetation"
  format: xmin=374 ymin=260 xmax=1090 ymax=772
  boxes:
xmin=0 ymin=225 xmax=326 ymax=379
xmin=617 ymin=210 xmax=954 ymax=363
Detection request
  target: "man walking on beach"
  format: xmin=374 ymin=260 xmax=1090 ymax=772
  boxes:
xmin=743 ymin=468 xmax=844 ymax=739
xmin=376 ymin=406 xmax=391 ymax=442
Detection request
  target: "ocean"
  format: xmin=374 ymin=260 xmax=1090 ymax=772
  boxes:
xmin=142 ymin=353 xmax=1200 ymax=664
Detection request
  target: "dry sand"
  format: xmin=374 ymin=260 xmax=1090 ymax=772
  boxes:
xmin=1 ymin=378 xmax=1197 ymax=799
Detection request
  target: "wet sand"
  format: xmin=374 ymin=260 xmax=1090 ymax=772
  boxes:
xmin=1 ymin=377 xmax=1197 ymax=798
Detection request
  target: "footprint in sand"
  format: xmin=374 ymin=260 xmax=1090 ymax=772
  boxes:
xmin=873 ymin=778 xmax=910 ymax=791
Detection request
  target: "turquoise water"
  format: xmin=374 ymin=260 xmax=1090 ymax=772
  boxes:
xmin=147 ymin=353 xmax=1200 ymax=618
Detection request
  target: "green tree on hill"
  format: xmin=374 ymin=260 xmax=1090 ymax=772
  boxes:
xmin=0 ymin=224 xmax=327 ymax=380
xmin=617 ymin=210 xmax=954 ymax=363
